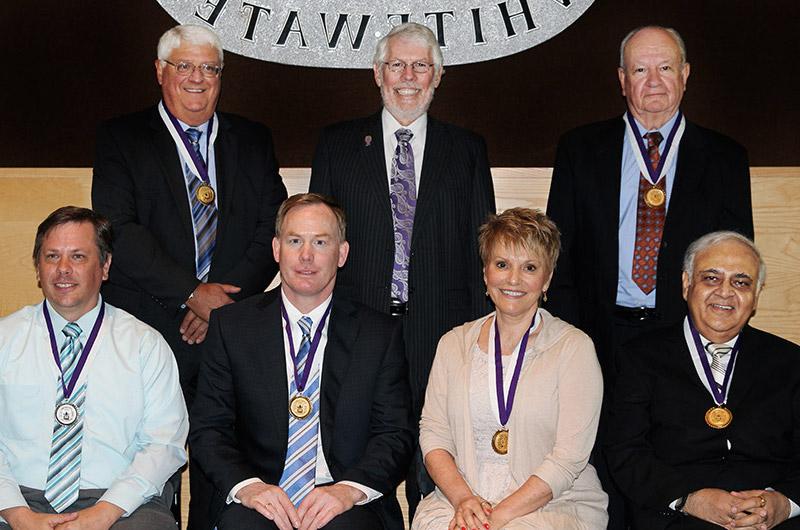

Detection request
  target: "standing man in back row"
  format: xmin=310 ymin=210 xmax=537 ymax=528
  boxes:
xmin=309 ymin=22 xmax=496 ymax=516
xmin=92 ymin=24 xmax=287 ymax=530
xmin=546 ymin=25 xmax=754 ymax=529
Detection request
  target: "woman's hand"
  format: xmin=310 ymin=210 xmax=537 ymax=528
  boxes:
xmin=448 ymin=494 xmax=492 ymax=530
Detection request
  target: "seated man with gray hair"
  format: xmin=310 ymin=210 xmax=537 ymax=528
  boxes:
xmin=0 ymin=206 xmax=187 ymax=530
xmin=606 ymin=231 xmax=800 ymax=529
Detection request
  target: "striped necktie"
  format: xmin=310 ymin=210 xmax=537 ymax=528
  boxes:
xmin=44 ymin=322 xmax=85 ymax=512
xmin=279 ymin=316 xmax=319 ymax=505
xmin=185 ymin=128 xmax=217 ymax=282
xmin=705 ymin=342 xmax=733 ymax=388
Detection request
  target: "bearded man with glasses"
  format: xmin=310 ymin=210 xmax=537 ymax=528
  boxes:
xmin=309 ymin=22 xmax=496 ymax=520
xmin=91 ymin=23 xmax=287 ymax=530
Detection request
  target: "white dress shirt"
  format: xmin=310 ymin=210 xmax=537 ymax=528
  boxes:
xmin=0 ymin=297 xmax=188 ymax=520
xmin=381 ymin=108 xmax=427 ymax=190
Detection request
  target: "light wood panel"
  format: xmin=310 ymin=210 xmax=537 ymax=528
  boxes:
xmin=2 ymin=167 xmax=796 ymax=343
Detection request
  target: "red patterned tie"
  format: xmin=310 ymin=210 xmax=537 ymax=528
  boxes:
xmin=631 ymin=131 xmax=665 ymax=294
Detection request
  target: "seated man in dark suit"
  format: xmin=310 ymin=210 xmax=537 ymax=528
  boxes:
xmin=189 ymin=193 xmax=414 ymax=530
xmin=606 ymin=231 xmax=800 ymax=529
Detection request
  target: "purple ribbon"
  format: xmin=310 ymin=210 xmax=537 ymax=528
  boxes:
xmin=163 ymin=104 xmax=213 ymax=184
xmin=43 ymin=302 xmax=105 ymax=400
xmin=687 ymin=314 xmax=740 ymax=405
xmin=494 ymin=313 xmax=537 ymax=426
xmin=627 ymin=110 xmax=682 ymax=185
xmin=280 ymin=301 xmax=332 ymax=393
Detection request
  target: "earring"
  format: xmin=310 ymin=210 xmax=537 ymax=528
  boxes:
xmin=543 ymin=291 xmax=548 ymax=303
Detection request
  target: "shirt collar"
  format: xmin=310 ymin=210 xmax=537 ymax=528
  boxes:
xmin=632 ymin=109 xmax=680 ymax=139
xmin=382 ymin=107 xmax=427 ymax=139
xmin=280 ymin=291 xmax=333 ymax=325
xmin=45 ymin=294 xmax=103 ymax=339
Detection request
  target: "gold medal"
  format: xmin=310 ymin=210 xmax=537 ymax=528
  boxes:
xmin=289 ymin=395 xmax=312 ymax=419
xmin=705 ymin=406 xmax=732 ymax=429
xmin=491 ymin=429 xmax=509 ymax=455
xmin=196 ymin=184 xmax=215 ymax=205
xmin=644 ymin=187 xmax=666 ymax=208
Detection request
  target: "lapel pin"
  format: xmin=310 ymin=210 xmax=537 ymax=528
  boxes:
xmin=364 ymin=135 xmax=372 ymax=147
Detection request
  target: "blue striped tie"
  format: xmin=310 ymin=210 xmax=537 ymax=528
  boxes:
xmin=279 ymin=316 xmax=319 ymax=505
xmin=185 ymin=128 xmax=217 ymax=282
xmin=44 ymin=322 xmax=85 ymax=512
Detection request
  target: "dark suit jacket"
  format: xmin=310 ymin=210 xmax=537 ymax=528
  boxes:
xmin=189 ymin=290 xmax=415 ymax=529
xmin=546 ymin=116 xmax=754 ymax=376
xmin=309 ymin=112 xmax=495 ymax=414
xmin=605 ymin=323 xmax=800 ymax=530
xmin=92 ymin=106 xmax=287 ymax=398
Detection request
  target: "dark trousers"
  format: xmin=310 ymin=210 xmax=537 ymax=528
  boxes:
xmin=599 ymin=314 xmax=670 ymax=530
xmin=187 ymin=457 xmax=214 ymax=530
xmin=217 ymin=502 xmax=383 ymax=530
xmin=0 ymin=485 xmax=176 ymax=529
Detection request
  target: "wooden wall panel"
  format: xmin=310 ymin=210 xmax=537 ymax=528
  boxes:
xmin=1 ymin=167 xmax=797 ymax=344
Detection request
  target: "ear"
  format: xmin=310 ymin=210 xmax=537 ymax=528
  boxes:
xmin=432 ymin=66 xmax=444 ymax=88
xmin=338 ymin=241 xmax=350 ymax=268
xmin=101 ymin=254 xmax=112 ymax=282
xmin=373 ymin=63 xmax=383 ymax=88
xmin=681 ymin=271 xmax=690 ymax=301
xmin=617 ymin=67 xmax=626 ymax=97
xmin=543 ymin=268 xmax=554 ymax=293
xmin=272 ymin=237 xmax=280 ymax=264
xmin=680 ymin=61 xmax=691 ymax=88
xmin=155 ymin=59 xmax=165 ymax=86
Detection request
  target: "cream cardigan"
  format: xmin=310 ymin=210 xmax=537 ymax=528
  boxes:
xmin=415 ymin=309 xmax=608 ymax=529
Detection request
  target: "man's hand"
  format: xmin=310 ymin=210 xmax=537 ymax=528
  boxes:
xmin=732 ymin=490 xmax=791 ymax=529
xmin=185 ymin=282 xmax=241 ymax=322
xmin=179 ymin=309 xmax=209 ymax=344
xmin=297 ymin=483 xmax=365 ymax=530
xmin=237 ymin=482 xmax=299 ymax=530
xmin=52 ymin=502 xmax=124 ymax=530
xmin=684 ymin=488 xmax=770 ymax=528
xmin=0 ymin=506 xmax=78 ymax=530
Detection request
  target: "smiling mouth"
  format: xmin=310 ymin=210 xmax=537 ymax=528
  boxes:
xmin=55 ymin=282 xmax=76 ymax=289
xmin=711 ymin=303 xmax=734 ymax=311
xmin=395 ymin=88 xmax=420 ymax=96
xmin=184 ymin=87 xmax=206 ymax=93
xmin=499 ymin=289 xmax=525 ymax=297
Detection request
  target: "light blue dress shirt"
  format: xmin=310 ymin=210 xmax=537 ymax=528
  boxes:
xmin=616 ymin=111 xmax=681 ymax=308
xmin=0 ymin=297 xmax=188 ymax=519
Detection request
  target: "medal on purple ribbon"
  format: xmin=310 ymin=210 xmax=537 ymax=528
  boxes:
xmin=491 ymin=312 xmax=537 ymax=455
xmin=626 ymin=110 xmax=683 ymax=209
xmin=43 ymin=302 xmax=105 ymax=428
xmin=281 ymin=301 xmax=332 ymax=420
xmin=688 ymin=315 xmax=740 ymax=429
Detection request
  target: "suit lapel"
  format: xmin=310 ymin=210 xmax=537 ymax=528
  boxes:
xmin=412 ymin=116 xmax=449 ymax=238
xmin=255 ymin=292 xmax=290 ymax=442
xmin=663 ymin=121 xmax=706 ymax=242
xmin=359 ymin=114 xmax=393 ymax=221
xmin=726 ymin=327 xmax=759 ymax=408
xmin=319 ymin=297 xmax=358 ymax=460
xmin=211 ymin=114 xmax=237 ymax=264
xmin=149 ymin=109 xmax=194 ymax=238
xmin=597 ymin=118 xmax=625 ymax=302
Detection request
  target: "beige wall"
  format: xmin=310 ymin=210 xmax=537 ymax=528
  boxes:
xmin=1 ymin=167 xmax=797 ymax=344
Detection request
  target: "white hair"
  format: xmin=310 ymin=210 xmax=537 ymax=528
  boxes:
xmin=373 ymin=22 xmax=443 ymax=72
xmin=157 ymin=24 xmax=224 ymax=64
xmin=683 ymin=231 xmax=766 ymax=290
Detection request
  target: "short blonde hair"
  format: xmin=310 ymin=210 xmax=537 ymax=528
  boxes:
xmin=275 ymin=193 xmax=347 ymax=242
xmin=478 ymin=208 xmax=560 ymax=273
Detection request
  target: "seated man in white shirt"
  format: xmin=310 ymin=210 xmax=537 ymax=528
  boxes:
xmin=0 ymin=206 xmax=188 ymax=530
xmin=189 ymin=193 xmax=414 ymax=530
xmin=606 ymin=231 xmax=800 ymax=530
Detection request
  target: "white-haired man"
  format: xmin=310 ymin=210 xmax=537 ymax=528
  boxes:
xmin=91 ymin=24 xmax=287 ymax=529
xmin=309 ymin=22 xmax=496 ymax=517
xmin=607 ymin=231 xmax=800 ymax=530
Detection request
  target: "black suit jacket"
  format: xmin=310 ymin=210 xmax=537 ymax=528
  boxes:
xmin=605 ymin=323 xmax=800 ymax=529
xmin=546 ymin=116 xmax=754 ymax=375
xmin=92 ymin=106 xmax=288 ymax=397
xmin=189 ymin=290 xmax=415 ymax=529
xmin=309 ymin=112 xmax=495 ymax=414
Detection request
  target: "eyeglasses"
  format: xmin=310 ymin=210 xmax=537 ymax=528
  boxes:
xmin=383 ymin=60 xmax=434 ymax=74
xmin=163 ymin=60 xmax=223 ymax=78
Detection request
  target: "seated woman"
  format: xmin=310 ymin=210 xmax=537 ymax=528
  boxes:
xmin=413 ymin=208 xmax=608 ymax=530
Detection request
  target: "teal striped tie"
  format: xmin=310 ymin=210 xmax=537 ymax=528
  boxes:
xmin=44 ymin=322 xmax=85 ymax=512
xmin=279 ymin=316 xmax=319 ymax=505
xmin=185 ymin=128 xmax=217 ymax=282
